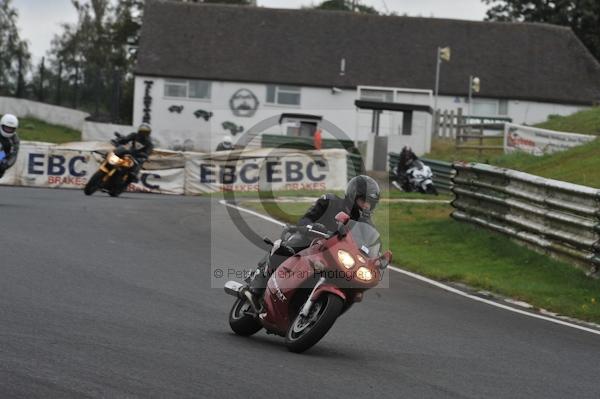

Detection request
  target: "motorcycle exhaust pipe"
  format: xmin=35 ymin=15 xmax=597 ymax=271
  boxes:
xmin=225 ymin=281 xmax=261 ymax=314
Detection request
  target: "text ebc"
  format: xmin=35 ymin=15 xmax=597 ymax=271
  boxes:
xmin=199 ymin=160 xmax=327 ymax=184
xmin=28 ymin=153 xmax=87 ymax=177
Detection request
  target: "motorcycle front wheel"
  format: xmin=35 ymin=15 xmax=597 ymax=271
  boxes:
xmin=83 ymin=171 xmax=105 ymax=196
xmin=285 ymin=293 xmax=344 ymax=353
xmin=229 ymin=297 xmax=262 ymax=336
xmin=109 ymin=183 xmax=126 ymax=197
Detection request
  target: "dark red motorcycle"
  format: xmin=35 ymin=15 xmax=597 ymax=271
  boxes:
xmin=224 ymin=212 xmax=392 ymax=353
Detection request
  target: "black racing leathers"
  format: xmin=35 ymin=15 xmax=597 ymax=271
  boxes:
xmin=113 ymin=132 xmax=154 ymax=181
xmin=298 ymin=194 xmax=361 ymax=232
xmin=0 ymin=134 xmax=19 ymax=178
xmin=114 ymin=132 xmax=154 ymax=161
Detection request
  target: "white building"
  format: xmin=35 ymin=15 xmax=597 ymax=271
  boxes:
xmin=133 ymin=1 xmax=600 ymax=156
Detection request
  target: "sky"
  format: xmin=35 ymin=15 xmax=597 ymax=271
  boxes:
xmin=12 ymin=0 xmax=489 ymax=63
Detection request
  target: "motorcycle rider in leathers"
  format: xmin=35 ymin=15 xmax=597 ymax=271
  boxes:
xmin=0 ymin=114 xmax=20 ymax=179
xmin=393 ymin=146 xmax=418 ymax=192
xmin=111 ymin=123 xmax=154 ymax=184
xmin=248 ymin=175 xmax=381 ymax=296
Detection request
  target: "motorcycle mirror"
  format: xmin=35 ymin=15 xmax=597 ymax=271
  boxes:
xmin=379 ymin=250 xmax=393 ymax=270
xmin=335 ymin=212 xmax=350 ymax=225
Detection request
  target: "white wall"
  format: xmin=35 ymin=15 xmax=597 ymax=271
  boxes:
xmin=133 ymin=77 xmax=359 ymax=152
xmin=434 ymin=95 xmax=587 ymax=125
xmin=81 ymin=121 xmax=135 ymax=142
xmin=0 ymin=97 xmax=89 ymax=131
xmin=133 ymin=76 xmax=589 ymax=153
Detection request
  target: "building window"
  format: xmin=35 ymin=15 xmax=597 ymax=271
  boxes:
xmin=472 ymin=99 xmax=498 ymax=116
xmin=189 ymin=80 xmax=211 ymax=99
xmin=164 ymin=79 xmax=211 ymax=100
xmin=164 ymin=80 xmax=188 ymax=98
xmin=360 ymin=89 xmax=394 ymax=102
xmin=498 ymin=99 xmax=509 ymax=115
xmin=266 ymin=85 xmax=301 ymax=106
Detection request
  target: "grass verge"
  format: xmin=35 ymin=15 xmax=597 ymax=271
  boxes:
xmin=426 ymin=136 xmax=600 ymax=188
xmin=242 ymin=198 xmax=600 ymax=324
xmin=534 ymin=107 xmax=600 ymax=135
xmin=18 ymin=117 xmax=81 ymax=143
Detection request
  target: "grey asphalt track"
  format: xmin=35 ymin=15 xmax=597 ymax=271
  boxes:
xmin=1 ymin=187 xmax=599 ymax=399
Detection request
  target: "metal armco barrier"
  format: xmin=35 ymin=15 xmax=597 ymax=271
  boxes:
xmin=451 ymin=162 xmax=600 ymax=276
xmin=347 ymin=152 xmax=365 ymax=181
xmin=422 ymin=158 xmax=454 ymax=192
xmin=388 ymin=153 xmax=454 ymax=192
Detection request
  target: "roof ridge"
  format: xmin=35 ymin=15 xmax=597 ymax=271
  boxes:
xmin=149 ymin=0 xmax=574 ymax=31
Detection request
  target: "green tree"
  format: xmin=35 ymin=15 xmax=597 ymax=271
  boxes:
xmin=312 ymin=0 xmax=379 ymax=14
xmin=44 ymin=0 xmax=256 ymax=121
xmin=197 ymin=0 xmax=251 ymax=3
xmin=483 ymin=0 xmax=600 ymax=61
xmin=0 ymin=0 xmax=31 ymax=96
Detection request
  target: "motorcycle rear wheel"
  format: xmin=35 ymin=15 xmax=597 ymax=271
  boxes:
xmin=285 ymin=293 xmax=344 ymax=353
xmin=425 ymin=185 xmax=438 ymax=195
xmin=229 ymin=297 xmax=262 ymax=336
xmin=84 ymin=171 xmax=105 ymax=196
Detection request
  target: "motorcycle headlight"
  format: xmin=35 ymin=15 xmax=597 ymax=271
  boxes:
xmin=356 ymin=267 xmax=374 ymax=282
xmin=122 ymin=156 xmax=134 ymax=168
xmin=108 ymin=153 xmax=122 ymax=166
xmin=337 ymin=250 xmax=355 ymax=269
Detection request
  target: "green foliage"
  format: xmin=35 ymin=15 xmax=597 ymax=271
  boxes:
xmin=427 ymin=107 xmax=600 ymax=187
xmin=41 ymin=0 xmax=144 ymax=122
xmin=534 ymin=106 xmax=600 ymax=135
xmin=18 ymin=117 xmax=81 ymax=143
xmin=492 ymin=138 xmax=600 ymax=188
xmin=312 ymin=0 xmax=379 ymax=14
xmin=37 ymin=0 xmax=255 ymax=122
xmin=0 ymin=0 xmax=31 ymax=97
xmin=483 ymin=0 xmax=600 ymax=61
xmin=202 ymin=0 xmax=252 ymax=4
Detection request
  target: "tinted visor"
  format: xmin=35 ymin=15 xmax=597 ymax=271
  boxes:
xmin=367 ymin=197 xmax=379 ymax=211
xmin=357 ymin=195 xmax=379 ymax=211
xmin=1 ymin=125 xmax=16 ymax=134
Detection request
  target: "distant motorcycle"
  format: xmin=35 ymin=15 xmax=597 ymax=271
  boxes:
xmin=391 ymin=159 xmax=438 ymax=195
xmin=83 ymin=145 xmax=138 ymax=197
xmin=224 ymin=212 xmax=392 ymax=353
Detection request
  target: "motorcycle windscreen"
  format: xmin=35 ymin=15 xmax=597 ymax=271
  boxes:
xmin=347 ymin=221 xmax=381 ymax=258
xmin=114 ymin=146 xmax=133 ymax=157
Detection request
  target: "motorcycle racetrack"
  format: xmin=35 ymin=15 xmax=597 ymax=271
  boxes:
xmin=1 ymin=187 xmax=599 ymax=399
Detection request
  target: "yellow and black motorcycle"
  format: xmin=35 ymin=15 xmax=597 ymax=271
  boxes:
xmin=84 ymin=146 xmax=138 ymax=197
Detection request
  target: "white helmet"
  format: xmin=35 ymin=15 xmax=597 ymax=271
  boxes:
xmin=0 ymin=114 xmax=18 ymax=138
xmin=223 ymin=136 xmax=232 ymax=145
